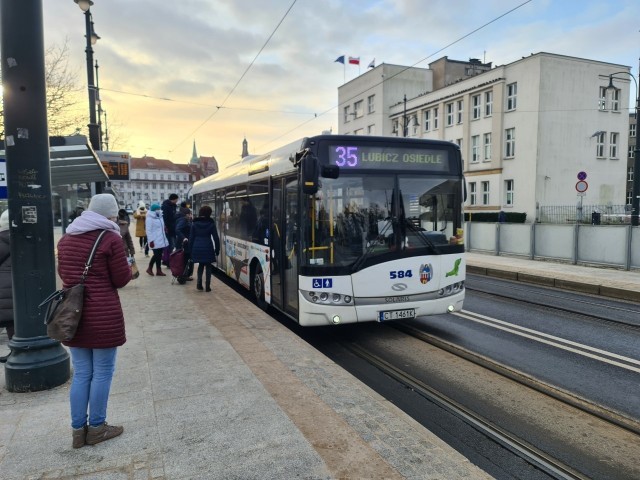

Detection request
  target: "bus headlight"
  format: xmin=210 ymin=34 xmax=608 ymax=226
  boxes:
xmin=332 ymin=315 xmax=341 ymax=324
xmin=301 ymin=290 xmax=353 ymax=306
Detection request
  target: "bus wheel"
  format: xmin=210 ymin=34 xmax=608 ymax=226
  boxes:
xmin=252 ymin=265 xmax=268 ymax=311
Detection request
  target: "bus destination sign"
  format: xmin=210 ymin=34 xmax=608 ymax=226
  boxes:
xmin=328 ymin=145 xmax=450 ymax=171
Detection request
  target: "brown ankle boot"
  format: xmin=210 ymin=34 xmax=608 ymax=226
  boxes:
xmin=72 ymin=426 xmax=87 ymax=449
xmin=86 ymin=422 xmax=124 ymax=446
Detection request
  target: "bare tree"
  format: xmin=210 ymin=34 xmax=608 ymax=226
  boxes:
xmin=1 ymin=38 xmax=85 ymax=138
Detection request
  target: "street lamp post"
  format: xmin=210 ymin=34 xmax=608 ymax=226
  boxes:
xmin=75 ymin=0 xmax=100 ymax=152
xmin=607 ymin=70 xmax=640 ymax=226
xmin=95 ymin=60 xmax=104 ymax=150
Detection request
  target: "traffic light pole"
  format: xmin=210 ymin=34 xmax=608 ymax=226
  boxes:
xmin=1 ymin=0 xmax=70 ymax=391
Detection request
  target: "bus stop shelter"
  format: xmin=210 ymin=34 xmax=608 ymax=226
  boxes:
xmin=1 ymin=135 xmax=109 ymax=230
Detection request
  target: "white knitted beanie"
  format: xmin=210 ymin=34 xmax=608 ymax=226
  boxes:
xmin=88 ymin=194 xmax=119 ymax=219
xmin=0 ymin=210 xmax=9 ymax=232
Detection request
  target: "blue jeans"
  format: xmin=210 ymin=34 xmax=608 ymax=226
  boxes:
xmin=69 ymin=347 xmax=118 ymax=429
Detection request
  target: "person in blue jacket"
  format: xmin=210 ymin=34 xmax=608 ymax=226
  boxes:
xmin=189 ymin=205 xmax=220 ymax=292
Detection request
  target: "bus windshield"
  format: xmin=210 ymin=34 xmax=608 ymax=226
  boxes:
xmin=302 ymin=172 xmax=462 ymax=270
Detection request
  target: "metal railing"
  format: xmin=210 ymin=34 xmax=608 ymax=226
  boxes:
xmin=537 ymin=204 xmax=631 ymax=224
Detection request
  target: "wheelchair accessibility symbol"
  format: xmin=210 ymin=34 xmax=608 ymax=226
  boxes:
xmin=312 ymin=278 xmax=332 ymax=289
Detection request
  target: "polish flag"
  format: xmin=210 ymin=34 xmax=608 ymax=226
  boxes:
xmin=348 ymin=56 xmax=360 ymax=65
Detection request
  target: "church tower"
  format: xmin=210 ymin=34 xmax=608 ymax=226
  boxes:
xmin=190 ymin=140 xmax=199 ymax=165
xmin=241 ymin=137 xmax=249 ymax=158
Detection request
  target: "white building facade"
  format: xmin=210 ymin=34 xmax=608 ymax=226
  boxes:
xmin=338 ymin=53 xmax=631 ymax=223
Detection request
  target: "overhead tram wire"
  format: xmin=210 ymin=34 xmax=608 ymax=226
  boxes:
xmin=169 ymin=0 xmax=298 ymax=154
xmin=99 ymin=88 xmax=315 ymax=114
xmin=256 ymin=0 xmax=534 ymax=151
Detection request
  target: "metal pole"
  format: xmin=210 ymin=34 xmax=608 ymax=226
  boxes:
xmin=403 ymin=94 xmax=407 ymax=137
xmin=84 ymin=9 xmax=100 ymax=151
xmin=632 ymin=62 xmax=640 ymax=227
xmin=95 ymin=60 xmax=104 ymax=150
xmin=1 ymin=0 xmax=70 ymax=391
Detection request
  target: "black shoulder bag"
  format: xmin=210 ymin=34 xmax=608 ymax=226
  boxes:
xmin=39 ymin=230 xmax=108 ymax=342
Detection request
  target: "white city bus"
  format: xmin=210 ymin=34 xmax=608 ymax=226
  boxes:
xmin=191 ymin=135 xmax=465 ymax=326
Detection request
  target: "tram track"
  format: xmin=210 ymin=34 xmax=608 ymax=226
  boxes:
xmin=344 ymin=342 xmax=588 ymax=480
xmin=466 ymin=276 xmax=640 ymax=328
xmin=392 ymin=318 xmax=640 ymax=437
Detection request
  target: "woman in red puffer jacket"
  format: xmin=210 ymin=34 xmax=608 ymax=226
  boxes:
xmin=57 ymin=194 xmax=131 ymax=449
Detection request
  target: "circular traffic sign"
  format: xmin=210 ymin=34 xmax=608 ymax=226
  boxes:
xmin=575 ymin=180 xmax=588 ymax=193
xmin=577 ymin=171 xmax=587 ymax=181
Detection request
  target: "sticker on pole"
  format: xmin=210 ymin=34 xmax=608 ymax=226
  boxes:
xmin=575 ymin=180 xmax=588 ymax=193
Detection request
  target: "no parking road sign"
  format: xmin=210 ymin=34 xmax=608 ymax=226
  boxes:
xmin=575 ymin=180 xmax=588 ymax=193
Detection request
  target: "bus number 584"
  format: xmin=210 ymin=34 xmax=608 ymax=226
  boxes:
xmin=390 ymin=270 xmax=412 ymax=279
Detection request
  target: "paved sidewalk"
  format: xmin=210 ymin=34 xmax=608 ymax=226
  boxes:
xmin=0 ymin=252 xmax=491 ymax=480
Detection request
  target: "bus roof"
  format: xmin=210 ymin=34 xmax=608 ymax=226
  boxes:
xmin=191 ymin=135 xmax=460 ymax=196
xmin=191 ymin=138 xmax=304 ymax=196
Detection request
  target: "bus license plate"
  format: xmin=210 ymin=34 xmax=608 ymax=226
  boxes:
xmin=378 ymin=308 xmax=416 ymax=322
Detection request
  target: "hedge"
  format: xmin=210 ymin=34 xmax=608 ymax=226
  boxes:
xmin=464 ymin=212 xmax=527 ymax=223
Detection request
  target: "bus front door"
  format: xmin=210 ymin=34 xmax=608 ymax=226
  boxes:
xmin=284 ymin=178 xmax=299 ymax=317
xmin=270 ymin=179 xmax=284 ymax=311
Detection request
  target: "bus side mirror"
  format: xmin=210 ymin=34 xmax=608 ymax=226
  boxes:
xmin=301 ymin=154 xmax=319 ymax=195
xmin=463 ymin=176 xmax=467 ymax=202
xmin=321 ymin=165 xmax=339 ymax=179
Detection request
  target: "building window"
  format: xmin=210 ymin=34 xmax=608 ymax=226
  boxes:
xmin=354 ymin=128 xmax=364 ymax=135
xmin=630 ymin=145 xmax=635 ymax=158
xmin=344 ymin=106 xmax=351 ymax=123
xmin=471 ymin=135 xmax=480 ymax=163
xmin=507 ymin=83 xmax=517 ymax=111
xmin=483 ymin=133 xmax=492 ymax=161
xmin=469 ymin=182 xmax=477 ymax=205
xmin=423 ymin=110 xmax=430 ymax=131
xmin=433 ymin=107 xmax=439 ymax=129
xmin=144 ymin=173 xmax=148 ymax=179
xmin=367 ymin=124 xmax=375 ymax=135
xmin=411 ymin=115 xmax=419 ymax=136
xmin=505 ymin=179 xmax=514 ymax=206
xmin=446 ymin=103 xmax=454 ymax=126
xmin=160 ymin=174 xmax=164 ymax=180
xmin=628 ymin=166 xmax=634 ymax=182
xmin=354 ymin=100 xmax=364 ymax=118
xmin=628 ymin=190 xmax=634 ymax=205
xmin=611 ymin=89 xmax=620 ymax=112
xmin=609 ymin=132 xmax=618 ymax=158
xmin=596 ymin=132 xmax=605 ymax=157
xmin=367 ymin=95 xmax=375 ymax=114
xmin=485 ymin=91 xmax=493 ymax=116
xmin=456 ymin=100 xmax=463 ymax=124
xmin=392 ymin=119 xmax=400 ymax=136
xmin=472 ymin=94 xmax=481 ymax=119
xmin=505 ymin=128 xmax=515 ymax=157
xmin=599 ymin=87 xmax=607 ymax=111
xmin=481 ymin=181 xmax=490 ymax=205
xmin=630 ymin=123 xmax=636 ymax=137
xmin=136 ymin=173 xmax=141 ymax=179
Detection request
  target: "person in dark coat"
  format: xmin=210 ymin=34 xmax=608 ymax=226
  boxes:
xmin=0 ymin=209 xmax=14 ymax=363
xmin=118 ymin=209 xmax=136 ymax=257
xmin=57 ymin=194 xmax=131 ymax=449
xmin=189 ymin=205 xmax=220 ymax=292
xmin=175 ymin=208 xmax=194 ymax=279
xmin=161 ymin=193 xmax=179 ymax=251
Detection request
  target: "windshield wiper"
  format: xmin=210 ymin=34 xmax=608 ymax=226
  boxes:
xmin=403 ymin=218 xmax=442 ymax=254
xmin=351 ymin=219 xmax=393 ymax=272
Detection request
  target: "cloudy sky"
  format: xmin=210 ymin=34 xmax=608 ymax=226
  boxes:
xmin=42 ymin=0 xmax=639 ymax=168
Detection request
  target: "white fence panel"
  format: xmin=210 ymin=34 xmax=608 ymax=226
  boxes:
xmin=577 ymin=226 xmax=627 ymax=266
xmin=632 ymin=227 xmax=640 ymax=269
xmin=534 ymin=224 xmax=574 ymax=260
xmin=499 ymin=224 xmax=531 ymax=256
xmin=469 ymin=222 xmax=496 ymax=251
